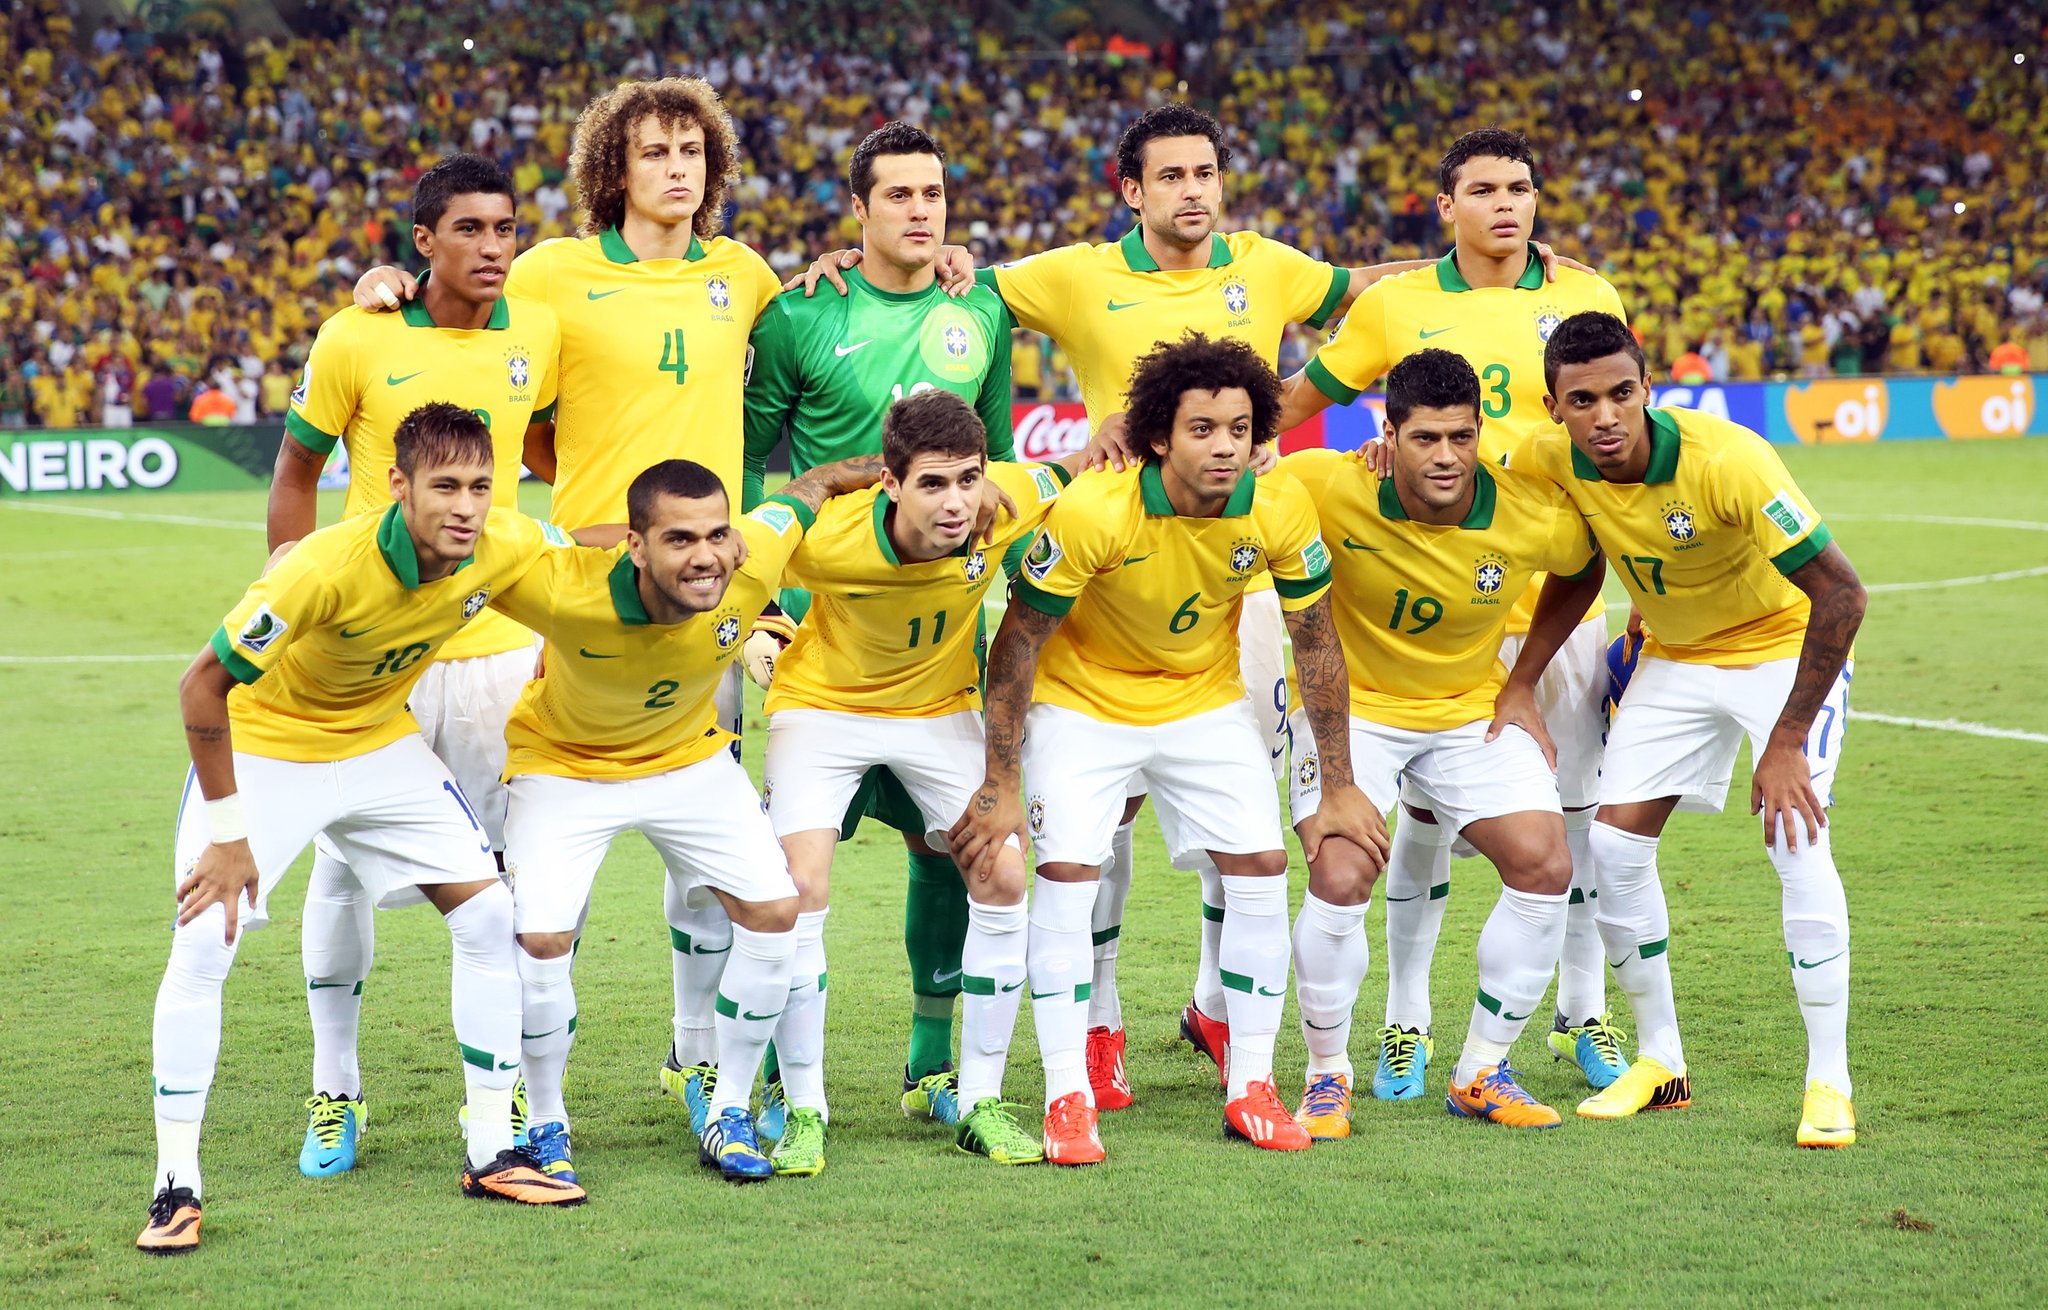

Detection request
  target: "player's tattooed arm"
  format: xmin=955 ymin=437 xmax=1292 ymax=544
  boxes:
xmin=1285 ymin=595 xmax=1392 ymax=866
xmin=266 ymin=434 xmax=324 ymax=552
xmin=1754 ymin=541 xmax=1867 ymax=849
xmin=177 ymin=645 xmax=261 ymax=943
xmin=775 ymin=455 xmax=888 ymax=515
xmin=948 ymin=602 xmax=1060 ymax=880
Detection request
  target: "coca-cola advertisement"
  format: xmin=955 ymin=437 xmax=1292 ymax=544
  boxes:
xmin=1011 ymin=402 xmax=1092 ymax=460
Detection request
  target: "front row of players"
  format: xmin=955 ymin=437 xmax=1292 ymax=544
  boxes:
xmin=142 ymin=315 xmax=1864 ymax=1253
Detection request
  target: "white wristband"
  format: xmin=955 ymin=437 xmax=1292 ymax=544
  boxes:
xmin=206 ymin=793 xmax=247 ymax=845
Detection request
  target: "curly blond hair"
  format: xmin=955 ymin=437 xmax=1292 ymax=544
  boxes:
xmin=570 ymin=78 xmax=741 ymax=240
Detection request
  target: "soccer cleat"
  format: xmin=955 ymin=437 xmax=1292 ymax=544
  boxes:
xmin=1796 ymin=1080 xmax=1856 ymax=1148
xmin=525 ymin=1120 xmax=577 ymax=1185
xmin=1372 ymin=1024 xmax=1432 ymax=1101
xmin=461 ymin=1148 xmax=587 ymax=1205
xmin=456 ymin=1077 xmax=529 ymax=1150
xmin=1224 ymin=1079 xmax=1313 ymax=1151
xmin=759 ymin=1076 xmax=789 ymax=1143
xmin=1295 ymin=1072 xmax=1353 ymax=1141
xmin=1446 ymin=1062 xmax=1562 ymax=1128
xmin=660 ymin=1051 xmax=719 ymax=1137
xmin=136 ymin=1178 xmax=202 ymax=1255
xmin=901 ymin=1063 xmax=961 ymax=1126
xmin=1179 ymin=1001 xmax=1230 ymax=1088
xmin=770 ymin=1107 xmax=827 ymax=1177
xmin=1041 ymin=1091 xmax=1106 ymax=1166
xmin=698 ymin=1105 xmax=774 ymax=1182
xmin=955 ymin=1098 xmax=1044 ymax=1165
xmin=1576 ymin=1056 xmax=1692 ymax=1119
xmin=1086 ymin=1026 xmax=1134 ymax=1111
xmin=299 ymin=1092 xmax=367 ymax=1177
xmin=1548 ymin=1012 xmax=1632 ymax=1090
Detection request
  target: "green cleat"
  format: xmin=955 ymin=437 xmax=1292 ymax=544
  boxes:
xmin=901 ymin=1064 xmax=961 ymax=1125
xmin=954 ymin=1098 xmax=1044 ymax=1165
xmin=770 ymin=1107 xmax=827 ymax=1177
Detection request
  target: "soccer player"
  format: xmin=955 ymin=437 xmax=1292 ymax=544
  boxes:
xmin=355 ymin=78 xmax=785 ymax=1134
xmin=1508 ymin=311 xmax=1865 ymax=1146
xmin=270 ymin=153 xmax=560 ymax=1177
xmin=950 ymin=334 xmax=1385 ymax=1163
xmin=1280 ymin=350 xmax=1605 ymax=1138
xmin=1274 ymin=127 xmax=1632 ymax=1098
xmin=742 ymin=122 xmax=1020 ymax=1127
xmin=487 ymin=453 xmax=886 ymax=1185
xmin=139 ymin=406 xmax=590 ymax=1255
xmin=760 ymin=390 xmax=1080 ymax=1172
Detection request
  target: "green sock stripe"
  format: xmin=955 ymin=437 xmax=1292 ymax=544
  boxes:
xmin=1221 ymin=969 xmax=1254 ymax=994
xmin=1567 ymin=888 xmax=1585 ymax=905
xmin=1428 ymin=882 xmax=1450 ymax=901
xmin=458 ymin=1042 xmax=498 ymax=1071
xmin=1476 ymin=988 xmax=1503 ymax=1016
xmin=1092 ymin=924 xmax=1122 ymax=945
xmin=817 ymin=972 xmax=828 ymax=991
xmin=671 ymin=927 xmax=691 ymax=953
xmin=961 ymin=974 xmax=996 ymax=996
xmin=1201 ymin=901 xmax=1226 ymax=923
xmin=566 ymin=1015 xmax=578 ymax=1035
xmin=1074 ymin=982 xmax=1092 ymax=1002
xmin=1640 ymin=937 xmax=1669 ymax=960
xmin=714 ymin=994 xmax=738 ymax=1019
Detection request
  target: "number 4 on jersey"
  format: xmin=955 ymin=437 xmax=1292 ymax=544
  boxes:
xmin=659 ymin=329 xmax=688 ymax=385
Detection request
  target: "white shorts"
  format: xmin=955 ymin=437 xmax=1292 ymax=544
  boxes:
xmin=502 ymin=752 xmax=797 ymax=935
xmin=174 ymin=736 xmax=500 ymax=931
xmin=410 ymin=643 xmax=536 ymax=847
xmin=1290 ymin=710 xmax=1560 ymax=836
xmin=1500 ymin=614 xmax=1608 ymax=810
xmin=764 ymin=708 xmax=984 ymax=840
xmin=1599 ymin=656 xmax=1853 ymax=815
xmin=1237 ymin=588 xmax=1290 ymax=784
xmin=1023 ymin=700 xmax=1285 ymax=867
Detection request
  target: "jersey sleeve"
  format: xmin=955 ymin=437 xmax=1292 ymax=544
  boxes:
xmin=986 ymin=460 xmax=1071 ymax=557
xmin=1012 ymin=480 xmax=1120 ymax=616
xmin=530 ymin=310 xmax=560 ymax=422
xmin=1304 ymin=279 xmax=1390 ymax=404
xmin=1260 ymin=474 xmax=1334 ymax=611
xmin=742 ymin=302 xmax=802 ymax=511
xmin=746 ymin=249 xmax=783 ymax=327
xmin=504 ymin=244 xmax=550 ymax=305
xmin=1540 ymin=496 xmax=1601 ymax=580
xmin=491 ymin=507 xmax=578 ymax=587
xmin=738 ymin=496 xmax=813 ymax=588
xmin=208 ymin=542 xmax=337 ymax=683
xmin=981 ymin=247 xmax=1078 ymax=338
xmin=974 ymin=294 xmax=1018 ymax=461
xmin=1706 ymin=428 xmax=1833 ymax=577
xmin=283 ymin=314 xmax=364 ymax=455
xmin=1260 ymin=235 xmax=1351 ymax=331
xmin=485 ymin=546 xmax=566 ymax=634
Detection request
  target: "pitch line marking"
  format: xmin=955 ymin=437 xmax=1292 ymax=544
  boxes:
xmin=0 ymin=653 xmax=191 ymax=664
xmin=1850 ymin=712 xmax=2048 ymax=745
xmin=1831 ymin=513 xmax=2048 ymax=593
xmin=0 ymin=501 xmax=264 ymax=531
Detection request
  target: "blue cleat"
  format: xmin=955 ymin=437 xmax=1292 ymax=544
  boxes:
xmin=660 ymin=1051 xmax=718 ymax=1136
xmin=299 ymin=1092 xmax=367 ymax=1178
xmin=1371 ymin=1024 xmax=1432 ymax=1101
xmin=525 ymin=1120 xmax=578 ymax=1185
xmin=759 ymin=1076 xmax=788 ymax=1143
xmin=1548 ymin=1012 xmax=1632 ymax=1090
xmin=699 ymin=1105 xmax=773 ymax=1182
xmin=901 ymin=1064 xmax=961 ymax=1126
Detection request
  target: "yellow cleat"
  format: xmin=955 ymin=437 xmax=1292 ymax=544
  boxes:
xmin=1295 ymin=1072 xmax=1352 ymax=1140
xmin=1796 ymin=1080 xmax=1856 ymax=1148
xmin=1575 ymin=1056 xmax=1692 ymax=1119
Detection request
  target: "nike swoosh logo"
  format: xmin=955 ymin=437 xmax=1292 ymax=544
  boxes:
xmin=155 ymin=1086 xmax=201 ymax=1096
xmin=578 ymin=648 xmax=619 ymax=659
xmin=1106 ymin=300 xmax=1143 ymax=311
xmin=692 ymin=943 xmax=731 ymax=956
xmin=1503 ymin=1009 xmax=1532 ymax=1021
xmin=587 ymin=289 xmax=623 ymax=300
xmin=497 ymin=1059 xmax=519 ymax=1070
xmin=1303 ymin=1018 xmax=1345 ymax=1030
xmin=742 ymin=1010 xmax=782 ymax=1022
xmin=1121 ymin=554 xmax=1154 ymax=565
xmin=1419 ymin=327 xmax=1454 ymax=339
xmin=931 ymin=967 xmax=964 ymax=986
xmin=1256 ymin=985 xmax=1285 ymax=997
xmin=1607 ymin=952 xmax=1636 ymax=969
xmin=834 ymin=340 xmax=873 ymax=357
xmin=999 ymin=980 xmax=1023 ymax=993
xmin=385 ymin=371 xmax=425 ymax=386
xmin=338 ymin=624 xmax=381 ymax=639
xmin=1341 ymin=539 xmax=1381 ymax=552
xmin=1029 ymin=989 xmax=1065 ymax=999
xmin=1384 ymin=892 xmax=1422 ymax=902
xmin=844 ymin=591 xmax=883 ymax=599
xmin=522 ymin=1026 xmax=564 ymax=1040
xmin=1795 ymin=951 xmax=1846 ymax=969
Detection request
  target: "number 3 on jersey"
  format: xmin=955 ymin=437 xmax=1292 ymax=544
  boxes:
xmin=659 ymin=329 xmax=688 ymax=385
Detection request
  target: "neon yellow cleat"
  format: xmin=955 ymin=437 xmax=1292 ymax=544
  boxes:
xmin=1796 ymin=1080 xmax=1856 ymax=1148
xmin=1575 ymin=1056 xmax=1691 ymax=1119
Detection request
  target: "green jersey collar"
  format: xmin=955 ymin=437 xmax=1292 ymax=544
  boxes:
xmin=1140 ymin=460 xmax=1256 ymax=517
xmin=1375 ymin=464 xmax=1498 ymax=529
xmin=598 ymin=225 xmax=706 ymax=265
xmin=1119 ymin=225 xmax=1234 ymax=273
xmin=398 ymin=270 xmax=512 ymax=330
xmin=1570 ymin=409 xmax=1682 ymax=484
xmin=376 ymin=501 xmax=475 ymax=589
xmin=1434 ymin=242 xmax=1546 ymax=294
xmin=847 ymin=264 xmax=938 ymax=303
xmin=872 ymin=487 xmax=974 ymax=563
xmin=608 ymin=550 xmax=651 ymax=624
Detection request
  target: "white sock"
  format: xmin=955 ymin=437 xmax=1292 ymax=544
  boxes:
xmin=1555 ymin=809 xmax=1606 ymax=1023
xmin=1456 ymin=886 xmax=1569 ymax=1084
xmin=151 ymin=907 xmax=243 ymax=1196
xmin=667 ymin=883 xmax=729 ymax=1067
xmin=1192 ymin=862 xmax=1227 ymax=1018
xmin=302 ymin=849 xmax=373 ymax=1099
xmin=959 ymin=897 xmax=1028 ymax=1107
xmin=446 ymin=884 xmax=520 ymax=1167
xmin=1771 ymin=828 xmax=1851 ymax=1096
xmin=709 ymin=923 xmax=796 ymax=1115
xmin=1219 ymin=874 xmax=1289 ymax=1098
xmin=1028 ymin=876 xmax=1097 ymax=1105
xmin=777 ymin=909 xmax=830 ymax=1116
xmin=1087 ymin=821 xmax=1134 ymax=1030
xmin=1383 ymin=815 xmax=1451 ymax=1029
xmin=1590 ymin=822 xmax=1685 ymax=1074
xmin=1292 ymin=893 xmax=1370 ymax=1079
xmin=516 ymin=947 xmax=576 ymax=1128
xmin=154 ymin=1117 xmax=203 ymax=1199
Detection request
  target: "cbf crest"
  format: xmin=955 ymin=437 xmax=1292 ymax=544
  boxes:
xmin=1228 ymin=538 xmax=1263 ymax=577
xmin=1534 ymin=304 xmax=1563 ymax=342
xmin=1223 ymin=278 xmax=1251 ymax=325
xmin=1661 ymin=499 xmax=1699 ymax=546
xmin=462 ymin=587 xmax=492 ymax=619
xmin=1472 ymin=551 xmax=1507 ymax=599
xmin=503 ymin=346 xmax=533 ymax=401
xmin=716 ymin=614 xmax=742 ymax=648
xmin=1028 ymin=795 xmax=1046 ymax=836
xmin=707 ymin=277 xmax=732 ymax=311
xmin=963 ymin=550 xmax=987 ymax=584
xmin=1296 ymin=752 xmax=1318 ymax=790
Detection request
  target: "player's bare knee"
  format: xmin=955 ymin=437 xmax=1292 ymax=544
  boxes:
xmin=1306 ymin=838 xmax=1379 ymax=904
xmin=517 ymin=930 xmax=576 ymax=959
xmin=728 ymin=895 xmax=799 ymax=934
xmin=1212 ymin=849 xmax=1287 ymax=877
xmin=1504 ymin=842 xmax=1573 ymax=897
xmin=1402 ymin=802 xmax=1439 ymax=824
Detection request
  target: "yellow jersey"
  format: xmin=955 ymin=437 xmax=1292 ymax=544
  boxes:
xmin=768 ymin=461 xmax=1070 ymax=719
xmin=1509 ymin=408 xmax=1834 ymax=665
xmin=1303 ymin=246 xmax=1626 ymax=632
xmin=1280 ymin=448 xmax=1597 ymax=731
xmin=1014 ymin=463 xmax=1330 ymax=726
xmin=506 ymin=227 xmax=783 ymax=528
xmin=284 ymin=286 xmax=561 ymax=660
xmin=210 ymin=505 xmax=572 ymax=762
xmin=489 ymin=497 xmax=810 ymax=780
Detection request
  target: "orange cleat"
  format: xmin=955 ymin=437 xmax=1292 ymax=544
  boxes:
xmin=1042 ymin=1091 xmax=1106 ymax=1166
xmin=1223 ymin=1079 xmax=1312 ymax=1151
xmin=136 ymin=1179 xmax=202 ymax=1255
xmin=1179 ymin=1001 xmax=1230 ymax=1089
xmin=1446 ymin=1062 xmax=1562 ymax=1129
xmin=1295 ymin=1072 xmax=1353 ymax=1141
xmin=1086 ymin=1026 xmax=1134 ymax=1111
xmin=460 ymin=1148 xmax=589 ymax=1205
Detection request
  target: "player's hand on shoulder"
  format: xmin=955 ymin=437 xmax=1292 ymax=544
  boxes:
xmin=786 ymin=249 xmax=861 ymax=298
xmin=1534 ymin=242 xmax=1597 ymax=281
xmin=936 ymin=245 xmax=976 ymax=297
xmin=1359 ymin=436 xmax=1393 ymax=478
xmin=974 ymin=476 xmax=1019 ymax=546
xmin=177 ymin=841 xmax=261 ymax=944
xmin=1752 ymin=734 xmax=1826 ymax=852
xmin=1487 ymin=681 xmax=1557 ymax=771
xmin=1081 ymin=411 xmax=1138 ymax=473
xmin=353 ymin=266 xmax=416 ymax=312
xmin=1249 ymin=441 xmax=1279 ymax=476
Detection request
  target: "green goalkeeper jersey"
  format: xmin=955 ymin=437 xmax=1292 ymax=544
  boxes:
xmin=742 ymin=264 xmax=1015 ymax=512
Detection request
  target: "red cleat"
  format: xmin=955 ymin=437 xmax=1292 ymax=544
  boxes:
xmin=1042 ymin=1091 xmax=1106 ymax=1166
xmin=1086 ymin=1026 xmax=1134 ymax=1111
xmin=1224 ymin=1079 xmax=1312 ymax=1151
xmin=1179 ymin=1001 xmax=1230 ymax=1088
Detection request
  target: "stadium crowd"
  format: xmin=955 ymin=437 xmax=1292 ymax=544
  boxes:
xmin=3 ymin=0 xmax=2043 ymax=428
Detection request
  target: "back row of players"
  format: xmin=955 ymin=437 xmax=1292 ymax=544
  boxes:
xmin=137 ymin=84 xmax=1865 ymax=1255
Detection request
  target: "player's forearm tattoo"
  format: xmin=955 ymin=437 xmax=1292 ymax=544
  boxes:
xmin=1285 ymin=595 xmax=1357 ymax=787
xmin=780 ymin=455 xmax=886 ymax=513
xmin=1777 ymin=544 xmax=1867 ymax=738
xmin=279 ymin=437 xmax=323 ymax=467
xmin=184 ymin=723 xmax=228 ymax=744
xmin=982 ymin=602 xmax=1060 ymax=782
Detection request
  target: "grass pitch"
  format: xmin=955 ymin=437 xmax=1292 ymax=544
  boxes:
xmin=2 ymin=439 xmax=2045 ymax=1306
